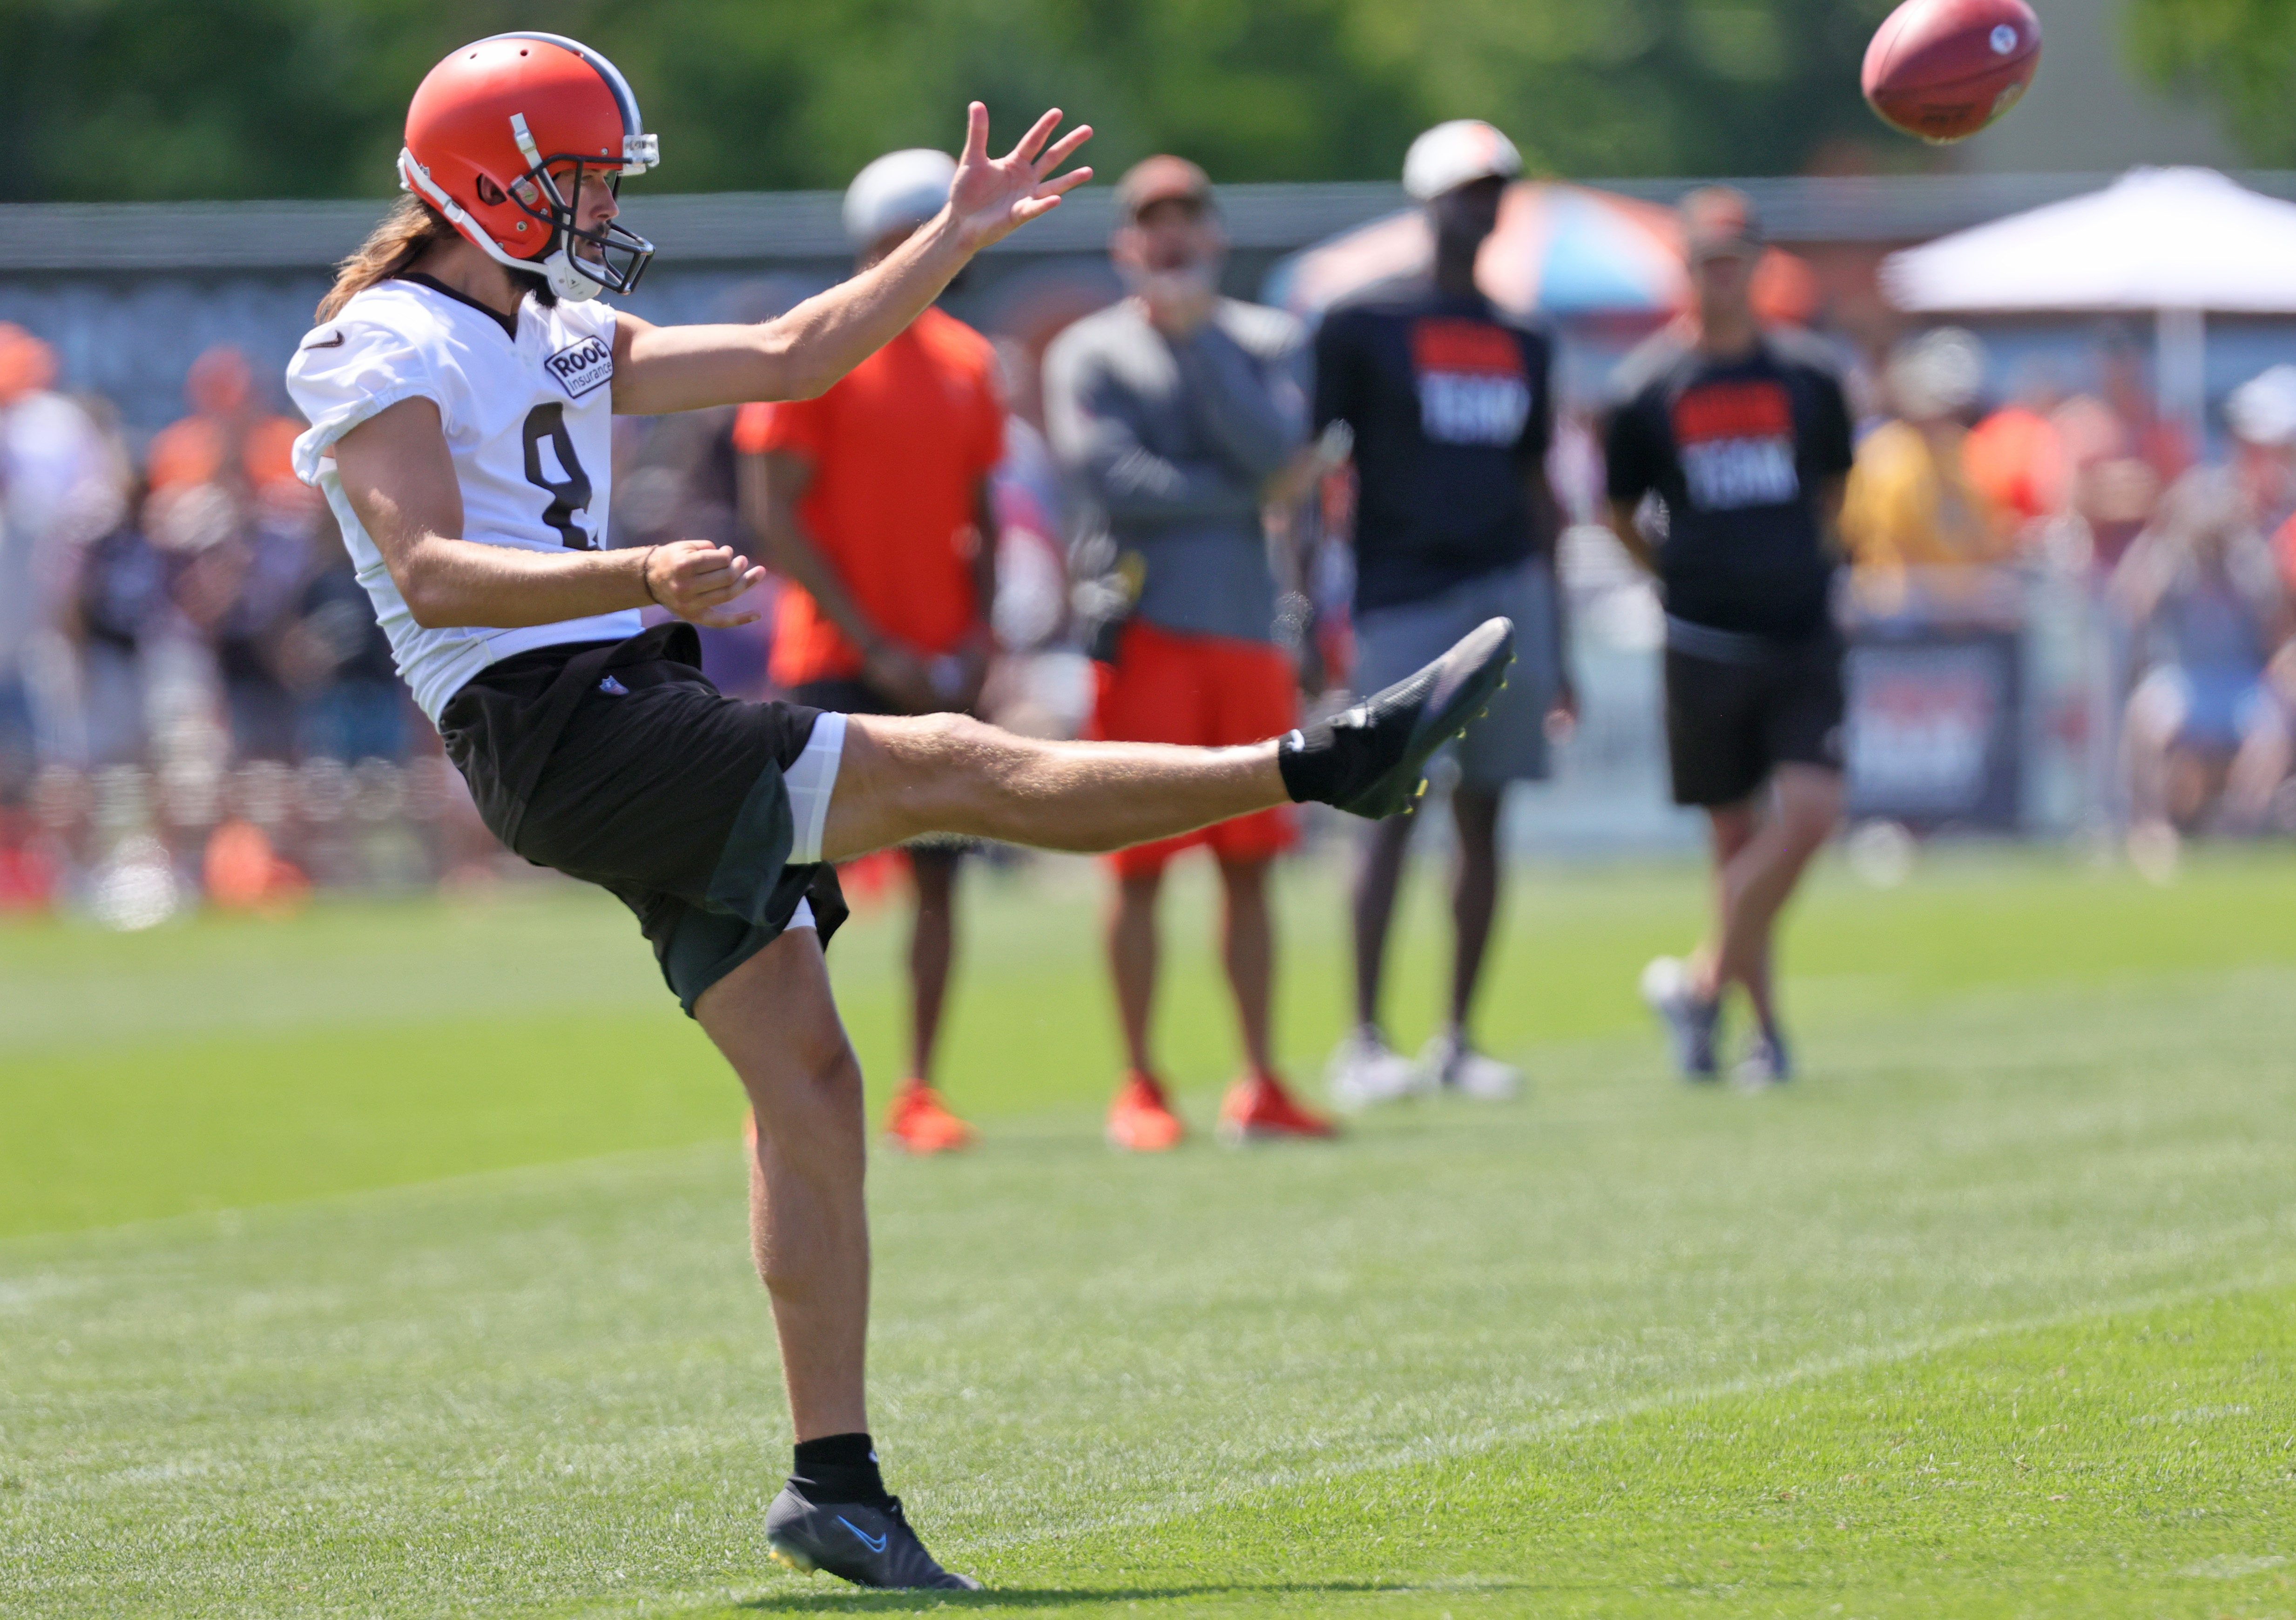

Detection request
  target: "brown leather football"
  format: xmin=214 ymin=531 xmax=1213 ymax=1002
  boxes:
xmin=1863 ymin=0 xmax=2042 ymax=144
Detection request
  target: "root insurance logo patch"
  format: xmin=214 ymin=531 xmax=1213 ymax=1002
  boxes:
xmin=545 ymin=334 xmax=615 ymax=400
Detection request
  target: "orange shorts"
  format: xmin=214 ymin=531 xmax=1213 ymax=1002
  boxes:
xmin=1090 ymin=619 xmax=1299 ymax=879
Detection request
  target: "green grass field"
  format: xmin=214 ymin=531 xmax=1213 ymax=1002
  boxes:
xmin=5 ymin=846 xmax=2294 ymax=1617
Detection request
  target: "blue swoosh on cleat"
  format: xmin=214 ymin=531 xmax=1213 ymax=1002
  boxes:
xmin=837 ymin=1516 xmax=888 ymax=1554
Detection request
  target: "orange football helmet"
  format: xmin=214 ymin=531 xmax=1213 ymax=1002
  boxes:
xmin=397 ymin=33 xmax=659 ymax=301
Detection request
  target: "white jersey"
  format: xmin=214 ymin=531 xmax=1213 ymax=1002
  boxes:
xmin=286 ymin=278 xmax=641 ymax=723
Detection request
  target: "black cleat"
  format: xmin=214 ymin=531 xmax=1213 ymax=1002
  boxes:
xmin=1281 ymin=618 xmax=1516 ymax=819
xmin=764 ymin=1484 xmax=982 ymax=1590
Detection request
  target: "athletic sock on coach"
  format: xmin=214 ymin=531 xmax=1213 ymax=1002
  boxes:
xmin=790 ymin=1432 xmax=893 ymax=1506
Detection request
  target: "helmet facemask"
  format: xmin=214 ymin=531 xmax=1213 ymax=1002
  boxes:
xmin=501 ymin=114 xmax=656 ymax=301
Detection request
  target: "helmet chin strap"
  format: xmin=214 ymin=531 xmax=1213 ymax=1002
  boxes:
xmin=397 ymin=148 xmax=608 ymax=303
xmin=539 ymin=247 xmax=605 ymax=303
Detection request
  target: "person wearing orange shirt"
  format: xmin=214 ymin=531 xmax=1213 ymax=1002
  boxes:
xmin=733 ymin=149 xmax=1003 ymax=1156
xmin=145 ymin=346 xmax=304 ymax=499
xmin=1841 ymin=328 xmax=2015 ymax=616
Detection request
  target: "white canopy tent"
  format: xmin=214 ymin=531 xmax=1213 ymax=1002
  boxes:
xmin=1881 ymin=167 xmax=2296 ymax=428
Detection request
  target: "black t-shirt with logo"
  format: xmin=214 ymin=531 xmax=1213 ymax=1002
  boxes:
xmin=1313 ymin=282 xmax=1553 ymax=614
xmin=1602 ymin=328 xmax=1855 ymax=642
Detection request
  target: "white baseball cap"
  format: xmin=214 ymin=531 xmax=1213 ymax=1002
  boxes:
xmin=2228 ymin=365 xmax=2296 ymax=447
xmin=1402 ymin=120 xmax=1522 ymax=202
xmin=1887 ymin=328 xmax=1989 ymax=421
xmin=844 ymin=148 xmax=957 ymax=247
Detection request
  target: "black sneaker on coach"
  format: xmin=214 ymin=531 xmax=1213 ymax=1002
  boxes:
xmin=1279 ymin=617 xmax=1516 ymax=820
xmin=764 ymin=1484 xmax=982 ymax=1590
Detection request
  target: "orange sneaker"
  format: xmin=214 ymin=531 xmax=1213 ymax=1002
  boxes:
xmin=1106 ymin=1071 xmax=1185 ymax=1152
xmin=1218 ymin=1071 xmax=1339 ymax=1144
xmin=883 ymin=1084 xmax=978 ymax=1155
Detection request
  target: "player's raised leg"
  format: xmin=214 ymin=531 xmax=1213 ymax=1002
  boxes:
xmin=819 ymin=616 xmax=1519 ymax=862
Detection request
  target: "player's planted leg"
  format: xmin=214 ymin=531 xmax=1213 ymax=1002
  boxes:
xmin=699 ymin=929 xmax=978 ymax=1591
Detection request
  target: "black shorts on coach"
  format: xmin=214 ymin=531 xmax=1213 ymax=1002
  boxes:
xmin=440 ymin=622 xmax=847 ymax=1017
xmin=1663 ymin=630 xmax=1845 ymax=808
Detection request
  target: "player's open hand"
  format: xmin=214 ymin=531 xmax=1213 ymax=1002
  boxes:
xmin=643 ymin=539 xmax=766 ymax=629
xmin=947 ymin=103 xmax=1093 ymax=254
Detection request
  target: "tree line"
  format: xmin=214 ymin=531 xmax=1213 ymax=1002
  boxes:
xmin=4 ymin=0 xmax=1914 ymax=201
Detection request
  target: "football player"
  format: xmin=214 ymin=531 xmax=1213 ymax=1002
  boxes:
xmin=288 ymin=32 xmax=1514 ymax=1591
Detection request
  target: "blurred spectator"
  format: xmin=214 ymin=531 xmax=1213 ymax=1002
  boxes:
xmin=1963 ymin=360 xmax=2070 ymax=535
xmin=146 ymin=345 xmax=327 ymax=763
xmin=158 ymin=481 xmax=309 ymax=762
xmin=145 ymin=346 xmax=301 ymax=499
xmin=0 ymin=324 xmax=124 ymax=783
xmin=734 ymin=147 xmax=1002 ymax=1157
xmin=616 ymin=405 xmax=763 ymax=694
xmin=985 ymin=339 xmax=1069 ymax=656
xmin=614 ymin=283 xmax=817 ymax=699
xmin=1045 ymin=153 xmax=1331 ymax=1150
xmin=2114 ymin=468 xmax=2292 ymax=840
xmin=67 ymin=482 xmax=167 ymax=767
xmin=2056 ymin=326 xmax=2190 ymax=573
xmin=1841 ymin=327 xmax=2014 ymax=614
xmin=2223 ymin=365 xmax=2296 ymax=582
xmin=1603 ymin=185 xmax=1854 ymax=1087
xmin=1317 ymin=122 xmax=1567 ymax=1107
xmin=279 ymin=520 xmax=407 ymax=763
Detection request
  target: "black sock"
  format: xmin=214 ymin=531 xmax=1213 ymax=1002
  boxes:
xmin=791 ymin=1431 xmax=892 ymax=1506
xmin=1276 ymin=722 xmax=1337 ymax=805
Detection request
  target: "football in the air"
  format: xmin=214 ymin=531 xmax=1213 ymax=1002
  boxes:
xmin=1862 ymin=0 xmax=2041 ymax=144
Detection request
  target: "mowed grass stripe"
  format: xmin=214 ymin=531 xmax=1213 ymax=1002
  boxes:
xmin=855 ymin=1284 xmax=2294 ymax=1620
xmin=12 ymin=849 xmax=2296 ymax=1245
xmin=7 ymin=929 xmax=2296 ymax=1619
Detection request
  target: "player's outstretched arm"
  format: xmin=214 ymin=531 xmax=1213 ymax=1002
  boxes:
xmin=333 ymin=396 xmax=766 ymax=630
xmin=611 ymin=104 xmax=1091 ymax=417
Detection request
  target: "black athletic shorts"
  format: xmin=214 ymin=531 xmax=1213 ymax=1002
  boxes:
xmin=440 ymin=622 xmax=847 ymax=1017
xmin=1663 ymin=628 xmax=1846 ymax=808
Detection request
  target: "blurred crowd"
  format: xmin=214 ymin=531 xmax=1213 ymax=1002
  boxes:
xmin=8 ymin=220 xmax=2296 ymax=927
xmin=0 ymin=326 xmax=482 ymax=920
xmin=1837 ymin=322 xmax=2296 ymax=850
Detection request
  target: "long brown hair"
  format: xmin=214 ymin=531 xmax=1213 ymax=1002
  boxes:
xmin=316 ymin=195 xmax=456 ymax=322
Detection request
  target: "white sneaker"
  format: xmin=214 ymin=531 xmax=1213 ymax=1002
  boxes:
xmin=1732 ymin=1030 xmax=1793 ymax=1091
xmin=1639 ymin=955 xmax=1720 ymax=1080
xmin=1325 ymin=1026 xmax=1430 ymax=1110
xmin=1419 ymin=1031 xmax=1523 ymax=1100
